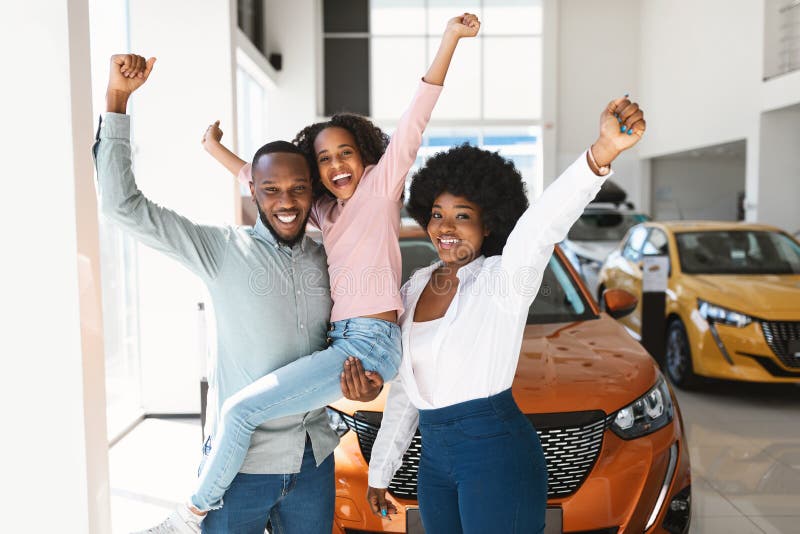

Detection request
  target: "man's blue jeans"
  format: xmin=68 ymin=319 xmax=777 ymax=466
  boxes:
xmin=202 ymin=437 xmax=334 ymax=534
xmin=192 ymin=317 xmax=401 ymax=511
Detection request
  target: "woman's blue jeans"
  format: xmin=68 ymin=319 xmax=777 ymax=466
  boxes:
xmin=191 ymin=317 xmax=401 ymax=511
xmin=417 ymin=389 xmax=548 ymax=534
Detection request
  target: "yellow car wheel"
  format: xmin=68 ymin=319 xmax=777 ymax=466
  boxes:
xmin=665 ymin=320 xmax=700 ymax=389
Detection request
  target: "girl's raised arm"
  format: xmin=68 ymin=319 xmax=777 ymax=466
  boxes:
xmin=371 ymin=13 xmax=480 ymax=200
xmin=202 ymin=120 xmax=248 ymax=182
xmin=424 ymin=13 xmax=480 ymax=86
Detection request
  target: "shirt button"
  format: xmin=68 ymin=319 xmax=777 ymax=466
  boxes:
xmin=300 ymin=324 xmax=305 ymax=329
xmin=296 ymin=290 xmax=301 ymax=295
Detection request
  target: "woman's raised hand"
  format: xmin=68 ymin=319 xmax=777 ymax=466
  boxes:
xmin=591 ymin=95 xmax=647 ymax=166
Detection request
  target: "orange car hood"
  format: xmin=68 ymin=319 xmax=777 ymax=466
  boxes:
xmin=332 ymin=314 xmax=659 ymax=417
xmin=512 ymin=315 xmax=659 ymax=415
xmin=688 ymin=274 xmax=800 ymax=315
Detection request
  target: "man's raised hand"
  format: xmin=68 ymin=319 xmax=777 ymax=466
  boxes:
xmin=106 ymin=54 xmax=156 ymax=113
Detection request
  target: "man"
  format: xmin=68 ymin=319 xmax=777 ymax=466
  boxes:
xmin=95 ymin=53 xmax=382 ymax=533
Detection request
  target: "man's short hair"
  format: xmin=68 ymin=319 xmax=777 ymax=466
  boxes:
xmin=252 ymin=140 xmax=307 ymax=167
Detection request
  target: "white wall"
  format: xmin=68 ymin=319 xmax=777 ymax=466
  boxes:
xmin=638 ymin=0 xmax=763 ymax=159
xmin=651 ymin=154 xmax=746 ymax=221
xmin=261 ymin=0 xmax=320 ymax=146
xmin=127 ymin=0 xmax=238 ymax=413
xmin=758 ymin=104 xmax=800 ymax=233
xmin=552 ymin=0 xmax=647 ymax=208
xmin=1 ymin=0 xmax=110 ymax=531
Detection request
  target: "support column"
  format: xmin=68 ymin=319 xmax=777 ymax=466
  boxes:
xmin=0 ymin=0 xmax=110 ymax=531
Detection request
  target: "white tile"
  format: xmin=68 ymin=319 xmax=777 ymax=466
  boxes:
xmin=690 ymin=516 xmax=765 ymax=534
xmin=749 ymin=516 xmax=800 ymax=534
xmin=692 ymin=476 xmax=742 ymax=517
xmin=109 ymin=418 xmax=203 ymax=533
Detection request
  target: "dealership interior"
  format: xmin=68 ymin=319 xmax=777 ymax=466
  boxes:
xmin=4 ymin=0 xmax=800 ymax=533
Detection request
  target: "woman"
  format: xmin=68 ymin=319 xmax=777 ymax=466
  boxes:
xmin=365 ymin=96 xmax=645 ymax=533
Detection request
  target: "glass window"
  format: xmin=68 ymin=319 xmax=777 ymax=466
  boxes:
xmin=623 ymin=226 xmax=648 ymax=262
xmin=483 ymin=36 xmax=542 ymax=119
xmin=675 ymin=231 xmax=800 ymax=275
xmin=371 ymin=38 xmax=426 ymax=119
xmin=334 ymin=1 xmax=543 ymax=120
xmin=426 ymin=36 xmax=481 ymax=120
xmin=483 ymin=0 xmax=543 ymax=34
xmin=371 ymin=0 xmax=426 ymax=35
xmin=398 ymin=127 xmax=540 ymax=201
xmin=89 ymin=0 xmax=143 ymax=440
xmin=642 ymin=229 xmax=669 ymax=256
xmin=236 ymin=66 xmax=268 ymax=195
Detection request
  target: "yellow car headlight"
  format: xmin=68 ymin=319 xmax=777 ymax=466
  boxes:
xmin=698 ymin=299 xmax=753 ymax=328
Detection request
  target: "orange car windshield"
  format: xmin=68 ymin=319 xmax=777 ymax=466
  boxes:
xmin=527 ymin=256 xmax=597 ymax=324
xmin=675 ymin=230 xmax=800 ymax=275
xmin=399 ymin=237 xmax=597 ymax=324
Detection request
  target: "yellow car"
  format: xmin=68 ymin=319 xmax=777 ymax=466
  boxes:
xmin=598 ymin=221 xmax=800 ymax=388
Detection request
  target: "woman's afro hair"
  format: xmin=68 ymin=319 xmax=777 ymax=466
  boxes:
xmin=293 ymin=113 xmax=389 ymax=198
xmin=407 ymin=144 xmax=529 ymax=257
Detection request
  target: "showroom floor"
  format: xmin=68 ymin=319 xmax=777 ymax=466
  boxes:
xmin=110 ymin=382 xmax=800 ymax=534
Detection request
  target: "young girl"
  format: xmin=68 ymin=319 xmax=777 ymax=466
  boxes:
xmin=143 ymin=12 xmax=481 ymax=534
xmin=365 ymin=97 xmax=645 ymax=532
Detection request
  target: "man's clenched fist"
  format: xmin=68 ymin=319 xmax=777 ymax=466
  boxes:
xmin=106 ymin=54 xmax=156 ymax=113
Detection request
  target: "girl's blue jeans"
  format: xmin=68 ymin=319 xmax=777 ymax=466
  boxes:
xmin=191 ymin=317 xmax=401 ymax=511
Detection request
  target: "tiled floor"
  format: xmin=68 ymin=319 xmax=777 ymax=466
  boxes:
xmin=109 ymin=381 xmax=800 ymax=533
xmin=674 ymin=381 xmax=800 ymax=534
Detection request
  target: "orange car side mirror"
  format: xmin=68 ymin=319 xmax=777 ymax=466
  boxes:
xmin=603 ymin=289 xmax=638 ymax=319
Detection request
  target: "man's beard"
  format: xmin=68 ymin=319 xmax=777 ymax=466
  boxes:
xmin=257 ymin=204 xmax=310 ymax=248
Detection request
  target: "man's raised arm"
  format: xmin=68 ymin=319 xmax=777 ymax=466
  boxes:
xmin=94 ymin=54 xmax=229 ymax=281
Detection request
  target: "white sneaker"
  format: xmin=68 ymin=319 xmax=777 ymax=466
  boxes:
xmin=132 ymin=504 xmax=204 ymax=534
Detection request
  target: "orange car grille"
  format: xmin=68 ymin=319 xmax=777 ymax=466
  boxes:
xmin=344 ymin=410 xmax=607 ymax=500
xmin=761 ymin=321 xmax=800 ymax=369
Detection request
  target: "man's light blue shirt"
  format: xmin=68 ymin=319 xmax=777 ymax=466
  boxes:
xmin=94 ymin=112 xmax=337 ymax=473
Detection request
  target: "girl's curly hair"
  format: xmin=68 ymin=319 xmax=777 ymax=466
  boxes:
xmin=293 ymin=113 xmax=390 ymax=199
xmin=407 ymin=144 xmax=529 ymax=257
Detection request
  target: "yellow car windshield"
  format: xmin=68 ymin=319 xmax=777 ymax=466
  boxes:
xmin=675 ymin=230 xmax=800 ymax=275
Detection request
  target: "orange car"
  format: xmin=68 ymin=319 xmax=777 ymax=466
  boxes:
xmin=598 ymin=221 xmax=800 ymax=388
xmin=326 ymin=228 xmax=691 ymax=534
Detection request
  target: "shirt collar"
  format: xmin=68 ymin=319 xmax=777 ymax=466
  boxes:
xmin=253 ymin=217 xmax=307 ymax=253
xmin=408 ymin=255 xmax=486 ymax=287
xmin=456 ymin=255 xmax=485 ymax=281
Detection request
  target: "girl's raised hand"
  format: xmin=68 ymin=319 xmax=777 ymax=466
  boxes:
xmin=446 ymin=12 xmax=480 ymax=39
xmin=202 ymin=120 xmax=223 ymax=147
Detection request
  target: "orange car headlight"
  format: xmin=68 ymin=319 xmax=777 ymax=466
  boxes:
xmin=698 ymin=299 xmax=753 ymax=328
xmin=610 ymin=377 xmax=674 ymax=439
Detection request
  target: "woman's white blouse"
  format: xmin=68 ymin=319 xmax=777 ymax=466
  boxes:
xmin=367 ymin=152 xmax=610 ymax=489
xmin=410 ymin=319 xmax=444 ymax=404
